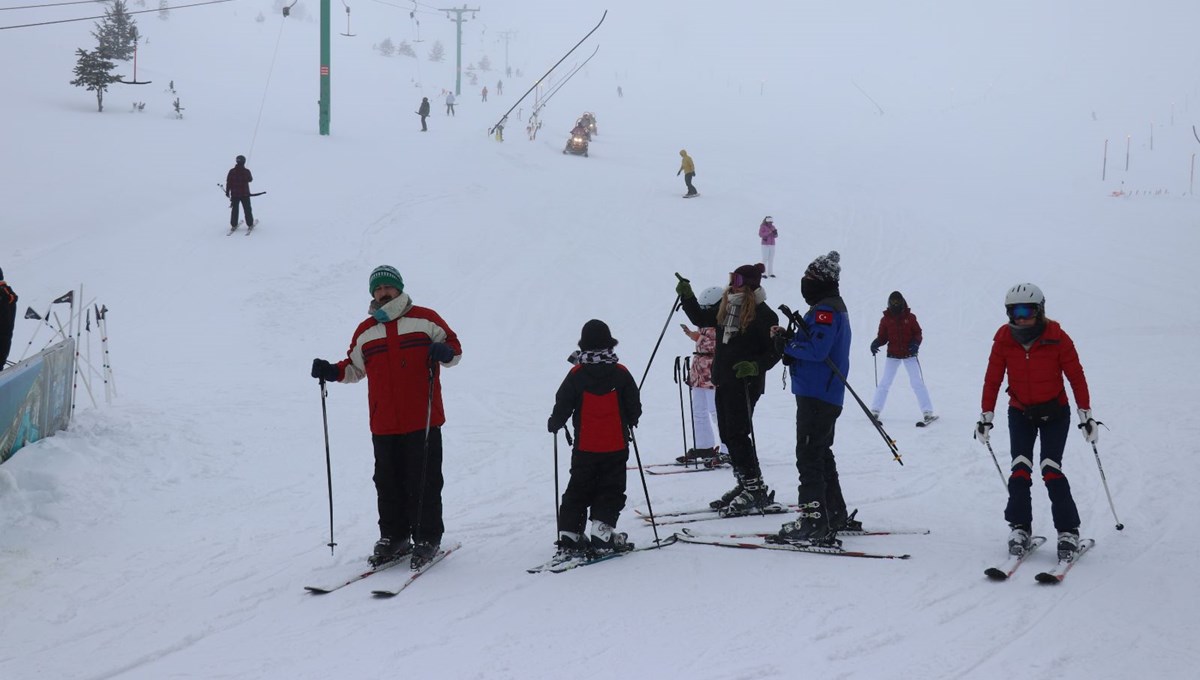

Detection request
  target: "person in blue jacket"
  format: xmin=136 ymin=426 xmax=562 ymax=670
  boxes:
xmin=770 ymin=251 xmax=857 ymax=545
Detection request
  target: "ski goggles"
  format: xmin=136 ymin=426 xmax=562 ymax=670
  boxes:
xmin=729 ymin=272 xmax=745 ymax=288
xmin=1008 ymin=303 xmax=1039 ymax=320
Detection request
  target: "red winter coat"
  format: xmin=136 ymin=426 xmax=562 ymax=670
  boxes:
xmin=336 ymin=293 xmax=462 ymax=435
xmin=873 ymin=308 xmax=922 ymax=359
xmin=981 ymin=320 xmax=1090 ymax=414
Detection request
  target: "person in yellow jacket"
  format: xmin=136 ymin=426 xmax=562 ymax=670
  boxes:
xmin=677 ymin=149 xmax=698 ymax=197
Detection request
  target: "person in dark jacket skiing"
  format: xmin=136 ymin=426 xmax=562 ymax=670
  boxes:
xmin=547 ymin=319 xmax=642 ymax=558
xmin=770 ymin=251 xmax=857 ymax=546
xmin=0 ymin=267 xmax=17 ymax=368
xmin=225 ymin=155 xmax=254 ymax=230
xmin=975 ymin=283 xmax=1097 ymax=562
xmin=677 ymin=263 xmax=780 ymax=516
xmin=418 ymin=96 xmax=431 ymax=131
xmin=310 ymin=265 xmax=462 ymax=570
xmin=868 ymin=291 xmax=936 ymax=425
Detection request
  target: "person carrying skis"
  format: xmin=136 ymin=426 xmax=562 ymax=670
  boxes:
xmin=677 ymin=149 xmax=697 ymax=197
xmin=310 ymin=265 xmax=462 ymax=570
xmin=0 ymin=267 xmax=16 ymax=368
xmin=771 ymin=251 xmax=857 ymax=546
xmin=677 ymin=263 xmax=780 ymax=516
xmin=758 ymin=216 xmax=778 ymax=278
xmin=868 ymin=291 xmax=936 ymax=425
xmin=975 ymin=283 xmax=1097 ymax=562
xmin=418 ymin=96 xmax=431 ymax=131
xmin=547 ymin=319 xmax=642 ymax=558
xmin=676 ymin=286 xmax=728 ymax=464
xmin=225 ymin=155 xmax=254 ymax=230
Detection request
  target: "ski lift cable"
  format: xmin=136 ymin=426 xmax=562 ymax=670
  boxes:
xmin=1 ymin=0 xmax=233 ymax=30
xmin=246 ymin=7 xmax=293 ymax=159
xmin=370 ymin=0 xmax=437 ymax=16
xmin=1 ymin=0 xmax=128 ymax=11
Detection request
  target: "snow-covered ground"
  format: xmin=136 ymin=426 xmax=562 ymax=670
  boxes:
xmin=3 ymin=1 xmax=1199 ymax=678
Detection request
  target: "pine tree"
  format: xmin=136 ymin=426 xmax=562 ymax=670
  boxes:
xmin=478 ymin=55 xmax=492 ymax=72
xmin=93 ymin=0 xmax=140 ymax=61
xmin=158 ymin=0 xmax=169 ymax=20
xmin=378 ymin=38 xmax=395 ymax=57
xmin=70 ymin=48 xmax=120 ymax=112
xmin=428 ymin=40 xmax=445 ymax=62
xmin=397 ymin=40 xmax=416 ymax=58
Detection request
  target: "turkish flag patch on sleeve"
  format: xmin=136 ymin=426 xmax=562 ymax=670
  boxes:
xmin=814 ymin=310 xmax=834 ymax=325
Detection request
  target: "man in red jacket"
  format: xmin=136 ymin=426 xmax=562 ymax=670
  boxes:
xmin=311 ymin=265 xmax=462 ymax=569
xmin=974 ymin=283 xmax=1099 ymax=562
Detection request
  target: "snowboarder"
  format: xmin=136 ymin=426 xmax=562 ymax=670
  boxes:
xmin=0 ymin=267 xmax=16 ymax=368
xmin=445 ymin=91 xmax=456 ymax=116
xmin=677 ymin=264 xmax=780 ymax=515
xmin=676 ymin=285 xmax=729 ymax=464
xmin=771 ymin=251 xmax=857 ymax=545
xmin=677 ymin=149 xmax=697 ymax=197
xmin=759 ymin=216 xmax=778 ymax=278
xmin=225 ymin=155 xmax=254 ymax=230
xmin=547 ymin=319 xmax=642 ymax=558
xmin=868 ymin=291 xmax=936 ymax=425
xmin=310 ymin=265 xmax=462 ymax=570
xmin=975 ymin=283 xmax=1098 ymax=562
xmin=418 ymin=96 xmax=431 ymax=131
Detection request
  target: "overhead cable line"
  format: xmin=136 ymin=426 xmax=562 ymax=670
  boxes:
xmin=0 ymin=0 xmax=232 ymax=30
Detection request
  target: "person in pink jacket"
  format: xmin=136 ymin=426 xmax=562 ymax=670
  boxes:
xmin=758 ymin=216 xmax=778 ymax=278
xmin=676 ymin=285 xmax=730 ymax=463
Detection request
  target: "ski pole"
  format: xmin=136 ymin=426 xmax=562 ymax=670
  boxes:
xmin=779 ymin=303 xmax=902 ymax=465
xmin=673 ymin=356 xmax=692 ymax=466
xmin=1089 ymin=440 xmax=1124 ymax=530
xmin=684 ymin=356 xmax=698 ymax=463
xmin=628 ymin=429 xmax=662 ymax=546
xmin=982 ymin=439 xmax=1008 ymax=491
xmin=413 ymin=356 xmax=437 ymax=551
xmin=638 ymin=293 xmax=682 ymax=390
xmin=553 ymin=430 xmax=561 ymax=540
xmin=318 ymin=377 xmax=337 ymax=554
xmin=873 ymin=353 xmax=878 ymax=387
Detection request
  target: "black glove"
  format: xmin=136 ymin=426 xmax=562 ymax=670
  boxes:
xmin=870 ymin=340 xmax=882 ymax=356
xmin=547 ymin=417 xmax=560 ymax=434
xmin=429 ymin=342 xmax=455 ymax=363
xmin=908 ymin=342 xmax=919 ymax=356
xmin=311 ymin=358 xmax=339 ymax=381
xmin=772 ymin=328 xmax=794 ymax=355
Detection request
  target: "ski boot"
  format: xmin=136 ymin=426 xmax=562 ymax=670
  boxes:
xmin=589 ymin=520 xmax=633 ymax=555
xmin=368 ymin=536 xmax=412 ymax=567
xmin=1007 ymin=524 xmax=1033 ymax=556
xmin=1056 ymin=529 xmax=1081 ymax=561
xmin=410 ymin=540 xmax=440 ymax=571
xmin=554 ymin=531 xmax=591 ymax=560
xmin=769 ymin=502 xmax=840 ymax=547
xmin=719 ymin=478 xmax=777 ymax=517
xmin=676 ymin=446 xmax=720 ymax=464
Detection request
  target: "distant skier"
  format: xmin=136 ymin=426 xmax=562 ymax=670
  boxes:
xmin=547 ymin=319 xmax=642 ymax=559
xmin=758 ymin=216 xmax=778 ymax=278
xmin=445 ymin=91 xmax=456 ymax=116
xmin=617 ymin=85 xmax=623 ymax=98
xmin=481 ymin=86 xmax=488 ymax=102
xmin=496 ymin=79 xmax=503 ymax=95
xmin=677 ymin=149 xmax=697 ymax=197
xmin=0 ymin=267 xmax=17 ymax=368
xmin=869 ymin=291 xmax=936 ymax=425
xmin=418 ymin=96 xmax=430 ymax=131
xmin=225 ymin=155 xmax=254 ymax=230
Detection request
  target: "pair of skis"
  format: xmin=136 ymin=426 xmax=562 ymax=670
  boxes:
xmin=305 ymin=542 xmax=461 ymax=597
xmin=635 ymin=503 xmax=800 ymax=526
xmin=527 ymin=535 xmax=677 ymax=574
xmin=984 ymin=537 xmax=1095 ymax=584
xmin=227 ymin=220 xmax=257 ymax=236
xmin=675 ymin=527 xmax=915 ymax=560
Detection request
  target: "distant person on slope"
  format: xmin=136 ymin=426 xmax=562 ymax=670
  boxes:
xmin=225 ymin=155 xmax=254 ymax=231
xmin=310 ymin=265 xmax=462 ymax=570
xmin=481 ymin=86 xmax=488 ymax=102
xmin=975 ymin=283 xmax=1097 ymax=563
xmin=418 ymin=97 xmax=431 ymax=131
xmin=445 ymin=91 xmax=456 ymax=116
xmin=678 ymin=264 xmax=780 ymax=516
xmin=0 ymin=267 xmax=17 ymax=368
xmin=868 ymin=291 xmax=936 ymax=425
xmin=759 ymin=216 xmax=778 ymax=278
xmin=677 ymin=149 xmax=697 ymax=197
xmin=547 ymin=319 xmax=642 ymax=560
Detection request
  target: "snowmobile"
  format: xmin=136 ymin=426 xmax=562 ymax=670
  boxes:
xmin=563 ymin=132 xmax=589 ymax=157
xmin=581 ymin=112 xmax=597 ymax=136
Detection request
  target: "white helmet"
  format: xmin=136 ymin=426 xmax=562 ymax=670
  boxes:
xmin=698 ymin=286 xmax=724 ymax=309
xmin=1005 ymin=283 xmax=1045 ymax=307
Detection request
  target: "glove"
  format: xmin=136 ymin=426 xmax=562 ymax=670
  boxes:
xmin=429 ymin=342 xmax=455 ymax=363
xmin=311 ymin=358 xmax=339 ymax=382
xmin=1077 ymin=408 xmax=1099 ymax=444
xmin=677 ymin=169 xmax=682 ymax=176
xmin=547 ymin=417 xmax=559 ymax=434
xmin=225 ymin=190 xmax=230 ymax=198
xmin=974 ymin=411 xmax=994 ymax=445
xmin=772 ymin=326 xmax=794 ymax=355
xmin=870 ymin=340 xmax=882 ymax=356
xmin=908 ymin=342 xmax=919 ymax=356
xmin=732 ymin=361 xmax=759 ymax=379
xmin=675 ymin=278 xmax=694 ymax=299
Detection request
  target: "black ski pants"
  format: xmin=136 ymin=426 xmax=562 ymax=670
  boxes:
xmin=229 ymin=196 xmax=253 ymax=228
xmin=1004 ymin=404 xmax=1080 ymax=532
xmin=372 ymin=428 xmax=444 ymax=545
xmin=558 ymin=449 xmax=628 ymax=533
xmin=420 ymin=114 xmax=428 ymax=131
xmin=683 ymin=172 xmax=697 ymax=195
xmin=715 ymin=379 xmax=762 ymax=481
xmin=794 ymin=396 xmax=847 ymax=518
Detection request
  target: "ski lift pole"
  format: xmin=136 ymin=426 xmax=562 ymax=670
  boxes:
xmin=489 ymin=10 xmax=606 ymax=135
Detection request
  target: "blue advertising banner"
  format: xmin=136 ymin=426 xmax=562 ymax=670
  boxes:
xmin=0 ymin=339 xmax=75 ymax=465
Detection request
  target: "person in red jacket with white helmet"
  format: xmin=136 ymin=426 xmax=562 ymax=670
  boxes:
xmin=974 ymin=283 xmax=1099 ymax=562
xmin=311 ymin=265 xmax=462 ymax=570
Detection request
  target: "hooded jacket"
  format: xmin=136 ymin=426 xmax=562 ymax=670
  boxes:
xmin=981 ymin=319 xmax=1090 ymax=414
xmin=873 ymin=297 xmax=922 ymax=359
xmin=549 ymin=361 xmax=641 ymax=454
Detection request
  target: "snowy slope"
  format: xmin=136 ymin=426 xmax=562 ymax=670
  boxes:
xmin=2 ymin=1 xmax=1200 ymax=678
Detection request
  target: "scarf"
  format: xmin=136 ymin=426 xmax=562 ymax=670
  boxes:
xmin=1008 ymin=320 xmax=1046 ymax=347
xmin=719 ymin=288 xmax=766 ymax=344
xmin=568 ymin=348 xmax=619 ymax=365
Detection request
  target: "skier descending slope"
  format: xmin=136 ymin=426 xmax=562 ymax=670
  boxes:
xmin=974 ymin=283 xmax=1100 ymax=563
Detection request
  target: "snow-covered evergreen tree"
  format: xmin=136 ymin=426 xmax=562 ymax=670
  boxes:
xmin=378 ymin=38 xmax=395 ymax=57
xmin=397 ymin=40 xmax=416 ymax=58
xmin=428 ymin=40 xmax=445 ymax=62
xmin=478 ymin=55 xmax=491 ymax=72
xmin=158 ymin=0 xmax=169 ymax=20
xmin=93 ymin=0 xmax=140 ymax=61
xmin=70 ymin=48 xmax=120 ymax=112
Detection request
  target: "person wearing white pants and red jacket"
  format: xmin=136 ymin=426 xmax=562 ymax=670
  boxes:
xmin=868 ymin=291 xmax=935 ymax=424
xmin=758 ymin=217 xmax=778 ymax=278
xmin=677 ymin=286 xmax=729 ymax=463
xmin=311 ymin=265 xmax=462 ymax=570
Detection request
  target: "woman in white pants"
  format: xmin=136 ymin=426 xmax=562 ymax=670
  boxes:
xmin=758 ymin=217 xmax=777 ymax=278
xmin=676 ymin=287 xmax=729 ymax=462
xmin=868 ymin=291 xmax=936 ymax=425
